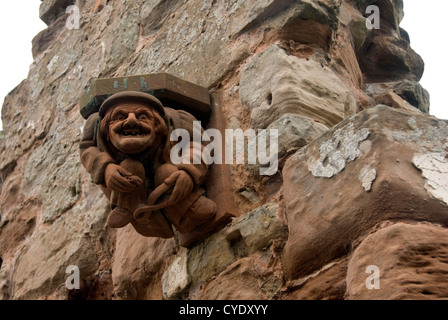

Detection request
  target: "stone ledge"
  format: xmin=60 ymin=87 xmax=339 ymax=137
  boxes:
xmin=40 ymin=0 xmax=74 ymax=25
xmin=79 ymin=73 xmax=211 ymax=122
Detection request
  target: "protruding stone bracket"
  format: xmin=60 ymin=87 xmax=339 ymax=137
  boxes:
xmin=39 ymin=0 xmax=74 ymax=26
xmin=79 ymin=73 xmax=212 ymax=123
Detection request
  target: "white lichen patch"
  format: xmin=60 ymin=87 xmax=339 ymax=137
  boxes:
xmin=359 ymin=165 xmax=377 ymax=192
xmin=308 ymin=123 xmax=370 ymax=178
xmin=161 ymin=249 xmax=191 ymax=300
xmin=413 ymin=152 xmax=448 ymax=205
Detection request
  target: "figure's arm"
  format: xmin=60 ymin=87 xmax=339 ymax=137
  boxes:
xmin=174 ymin=110 xmax=209 ymax=187
xmin=79 ymin=113 xmax=116 ymax=185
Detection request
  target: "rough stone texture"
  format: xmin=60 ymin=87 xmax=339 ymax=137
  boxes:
xmin=365 ymin=80 xmax=430 ymax=114
xmin=187 ymin=203 xmax=287 ymax=292
xmin=413 ymin=152 xmax=448 ymax=205
xmin=194 ymin=247 xmax=285 ymax=300
xmin=282 ymin=105 xmax=448 ymax=280
xmin=264 ymin=115 xmax=329 ymax=160
xmin=111 ymin=226 xmax=177 ymax=300
xmin=358 ymin=0 xmax=424 ymax=83
xmin=346 ymin=223 xmax=448 ymax=300
xmin=11 ymin=201 xmax=101 ymax=300
xmin=0 ymin=0 xmax=444 ymax=300
xmin=393 ymin=80 xmax=430 ymax=114
xmin=240 ymin=45 xmax=357 ymax=129
xmin=39 ymin=0 xmax=74 ymax=26
xmin=283 ymin=259 xmax=348 ymax=300
xmin=162 ymin=249 xmax=190 ymax=300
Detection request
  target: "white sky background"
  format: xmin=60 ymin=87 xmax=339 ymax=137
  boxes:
xmin=0 ymin=2 xmax=46 ymax=131
xmin=400 ymin=1 xmax=448 ymax=120
xmin=0 ymin=1 xmax=446 ymax=132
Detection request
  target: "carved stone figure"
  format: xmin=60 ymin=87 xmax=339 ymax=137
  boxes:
xmin=79 ymin=91 xmax=217 ymax=239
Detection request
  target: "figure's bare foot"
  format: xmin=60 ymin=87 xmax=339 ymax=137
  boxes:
xmin=107 ymin=207 xmax=133 ymax=228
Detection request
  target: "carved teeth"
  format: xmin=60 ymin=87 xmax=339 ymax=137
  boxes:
xmin=122 ymin=130 xmax=144 ymax=136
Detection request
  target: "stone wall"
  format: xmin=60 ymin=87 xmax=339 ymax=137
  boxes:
xmin=0 ymin=0 xmax=446 ymax=300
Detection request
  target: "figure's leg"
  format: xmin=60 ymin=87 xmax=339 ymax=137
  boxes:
xmin=129 ymin=162 xmax=175 ymax=239
xmin=154 ymin=164 xmax=217 ymax=234
xmin=107 ymin=159 xmax=146 ymax=228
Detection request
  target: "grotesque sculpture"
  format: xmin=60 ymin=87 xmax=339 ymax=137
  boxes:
xmin=79 ymin=91 xmax=217 ymax=239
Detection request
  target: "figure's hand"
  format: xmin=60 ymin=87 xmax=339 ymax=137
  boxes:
xmin=104 ymin=163 xmax=143 ymax=193
xmin=163 ymin=170 xmax=194 ymax=205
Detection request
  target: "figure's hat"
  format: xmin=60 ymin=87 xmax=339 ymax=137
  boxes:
xmin=99 ymin=91 xmax=165 ymax=118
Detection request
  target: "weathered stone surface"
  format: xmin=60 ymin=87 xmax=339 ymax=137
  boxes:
xmin=32 ymin=15 xmax=67 ymax=59
xmin=349 ymin=0 xmax=404 ymax=27
xmin=393 ymin=80 xmax=430 ymax=113
xmin=11 ymin=203 xmax=100 ymax=300
xmin=195 ymin=248 xmax=284 ymax=300
xmin=339 ymin=1 xmax=370 ymax=51
xmin=282 ymin=105 xmax=448 ymax=280
xmin=188 ymin=203 xmax=287 ymax=288
xmin=240 ymin=45 xmax=357 ymax=129
xmin=0 ymin=0 xmax=441 ymax=301
xmin=161 ymin=249 xmax=190 ymax=300
xmin=374 ymin=92 xmax=422 ymax=115
xmin=0 ymin=267 xmax=8 ymax=300
xmin=39 ymin=0 xmax=73 ymax=25
xmin=283 ymin=259 xmax=348 ymax=300
xmin=0 ymin=198 xmax=40 ymax=263
xmin=111 ymin=225 xmax=177 ymax=300
xmin=307 ymin=122 xmax=370 ymax=178
xmin=23 ymin=111 xmax=83 ymax=222
xmin=346 ymin=223 xmax=448 ymax=300
xmin=365 ymin=80 xmax=430 ymax=113
xmin=359 ymin=23 xmax=424 ymax=83
xmin=413 ymin=152 xmax=448 ymax=205
xmin=140 ymin=0 xmax=184 ymax=38
xmin=0 ymin=81 xmax=54 ymax=178
xmin=128 ymin=0 xmax=296 ymax=87
xmin=268 ymin=115 xmax=329 ymax=159
xmin=290 ymin=0 xmax=342 ymax=32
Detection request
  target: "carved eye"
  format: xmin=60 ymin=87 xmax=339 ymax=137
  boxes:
xmin=115 ymin=115 xmax=126 ymax=121
xmin=138 ymin=114 xmax=149 ymax=120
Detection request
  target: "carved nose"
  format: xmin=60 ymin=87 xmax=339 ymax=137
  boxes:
xmin=123 ymin=113 xmax=138 ymax=128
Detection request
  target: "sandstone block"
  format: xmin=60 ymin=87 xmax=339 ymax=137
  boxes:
xmin=360 ymin=34 xmax=424 ymax=83
xmin=365 ymin=81 xmax=430 ymax=113
xmin=129 ymin=0 xmax=309 ymax=88
xmin=39 ymin=0 xmax=73 ymax=25
xmin=268 ymin=115 xmax=329 ymax=159
xmin=346 ymin=223 xmax=448 ymax=300
xmin=11 ymin=203 xmax=100 ymax=300
xmin=112 ymin=225 xmax=177 ymax=300
xmin=23 ymin=112 xmax=84 ymax=222
xmin=188 ymin=203 xmax=287 ymax=286
xmin=161 ymin=249 xmax=190 ymax=300
xmin=374 ymin=92 xmax=422 ymax=115
xmin=282 ymin=105 xmax=448 ymax=280
xmin=240 ymin=45 xmax=357 ymax=129
xmin=339 ymin=2 xmax=371 ymax=51
xmin=195 ymin=250 xmax=283 ymax=300
xmin=140 ymin=0 xmax=185 ymax=38
xmin=393 ymin=80 xmax=430 ymax=113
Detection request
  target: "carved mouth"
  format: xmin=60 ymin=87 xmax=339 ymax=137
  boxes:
xmin=120 ymin=128 xmax=149 ymax=137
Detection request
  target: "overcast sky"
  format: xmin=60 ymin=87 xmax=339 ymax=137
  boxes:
xmin=0 ymin=1 xmax=446 ymax=131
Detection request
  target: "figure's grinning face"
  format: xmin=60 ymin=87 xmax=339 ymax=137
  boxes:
xmin=107 ymin=102 xmax=159 ymax=154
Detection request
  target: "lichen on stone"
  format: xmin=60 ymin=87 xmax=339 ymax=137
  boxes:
xmin=308 ymin=123 xmax=370 ymax=178
xmin=413 ymin=152 xmax=448 ymax=205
